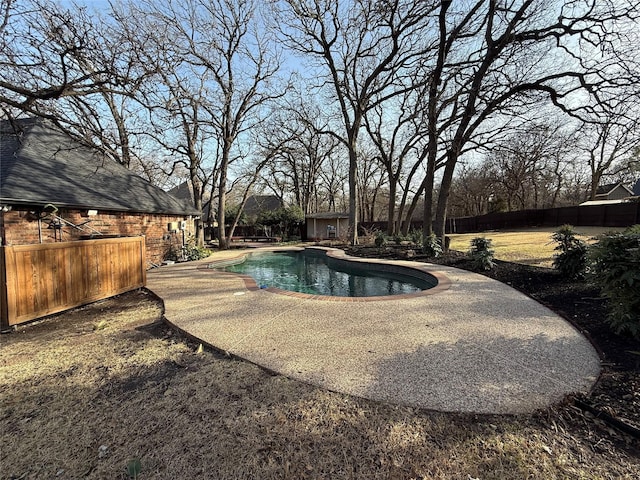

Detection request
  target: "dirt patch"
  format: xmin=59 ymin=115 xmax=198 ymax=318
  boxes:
xmin=1 ymin=268 xmax=639 ymax=478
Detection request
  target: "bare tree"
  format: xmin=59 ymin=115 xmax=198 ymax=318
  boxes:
xmin=1 ymin=0 xmax=149 ymax=170
xmin=318 ymin=149 xmax=349 ymax=213
xmin=105 ymin=1 xmax=222 ymax=245
xmin=192 ymin=0 xmax=284 ymax=249
xmin=417 ymin=0 xmax=639 ymax=244
xmin=356 ymin=145 xmax=387 ymax=223
xmin=276 ymin=0 xmax=437 ymax=244
xmin=484 ymin=122 xmax=575 ymax=210
xmin=113 ymin=0 xmax=284 ymax=249
xmin=448 ymin=163 xmax=499 ymax=217
xmin=259 ymin=100 xmax=341 ymax=215
xmin=0 ymin=0 xmax=118 ymax=113
xmin=578 ymin=104 xmax=640 ymax=200
xmin=222 ymin=145 xmax=286 ymax=245
xmin=363 ymin=78 xmax=433 ymax=234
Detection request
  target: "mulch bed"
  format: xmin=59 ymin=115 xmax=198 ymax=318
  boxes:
xmin=346 ymin=245 xmax=640 ymax=436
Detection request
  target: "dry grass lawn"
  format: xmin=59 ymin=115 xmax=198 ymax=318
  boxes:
xmin=1 ymin=289 xmax=638 ymax=479
xmin=447 ymin=226 xmax=623 ymax=267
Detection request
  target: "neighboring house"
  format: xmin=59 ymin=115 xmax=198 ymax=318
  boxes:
xmin=168 ymin=180 xmax=213 ymax=221
xmin=305 ymin=212 xmax=349 ymax=240
xmin=168 ymin=187 xmax=285 ymax=223
xmin=169 ymin=186 xmax=286 ymax=239
xmin=0 ymin=118 xmax=199 ymax=267
xmin=231 ymin=195 xmax=284 ymax=238
xmin=633 ymin=179 xmax=640 ymax=196
xmin=594 ymin=182 xmax=634 ymax=201
xmin=168 ymin=181 xmax=197 ymax=207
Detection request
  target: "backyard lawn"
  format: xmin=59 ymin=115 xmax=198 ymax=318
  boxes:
xmin=447 ymin=226 xmax=623 ymax=267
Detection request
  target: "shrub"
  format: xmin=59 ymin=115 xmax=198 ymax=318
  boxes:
xmin=374 ymin=231 xmax=387 ymax=247
xmin=551 ymin=225 xmax=588 ymax=279
xmin=468 ymin=237 xmax=495 ymax=271
xmin=422 ymin=233 xmax=442 ymax=258
xmin=408 ymin=229 xmax=423 ymax=245
xmin=589 ymin=225 xmax=640 ymax=338
xmin=165 ymin=237 xmax=211 ymax=261
xmin=184 ymin=245 xmax=211 ymax=261
xmin=393 ymin=233 xmax=406 ymax=244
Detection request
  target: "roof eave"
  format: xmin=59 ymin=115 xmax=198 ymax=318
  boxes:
xmin=0 ymin=197 xmax=200 ymax=216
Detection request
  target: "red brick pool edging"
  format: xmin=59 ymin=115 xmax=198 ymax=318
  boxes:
xmin=198 ymin=246 xmax=451 ymax=302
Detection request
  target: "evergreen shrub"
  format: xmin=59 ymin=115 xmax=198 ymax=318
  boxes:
xmin=589 ymin=225 xmax=640 ymax=338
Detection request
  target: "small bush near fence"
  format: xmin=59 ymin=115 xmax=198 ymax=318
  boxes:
xmin=551 ymin=225 xmax=588 ymax=279
xmin=468 ymin=237 xmax=495 ymax=271
xmin=589 ymin=225 xmax=640 ymax=339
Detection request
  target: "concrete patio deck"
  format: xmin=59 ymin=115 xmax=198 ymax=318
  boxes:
xmin=147 ymin=247 xmax=601 ymax=415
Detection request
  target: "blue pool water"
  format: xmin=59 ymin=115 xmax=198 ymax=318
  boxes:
xmin=222 ymin=251 xmax=436 ymax=297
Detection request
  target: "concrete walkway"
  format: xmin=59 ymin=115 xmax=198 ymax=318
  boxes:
xmin=147 ymin=247 xmax=600 ymax=415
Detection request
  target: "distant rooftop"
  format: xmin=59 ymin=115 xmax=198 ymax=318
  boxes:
xmin=306 ymin=212 xmax=349 ymax=219
xmin=595 ymin=182 xmax=634 ymax=196
xmin=579 ymin=199 xmax=629 ymax=206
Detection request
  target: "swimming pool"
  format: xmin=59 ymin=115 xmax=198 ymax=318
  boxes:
xmin=220 ymin=249 xmax=437 ymax=297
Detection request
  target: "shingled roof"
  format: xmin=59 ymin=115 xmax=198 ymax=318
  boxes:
xmin=1 ymin=118 xmax=198 ymax=215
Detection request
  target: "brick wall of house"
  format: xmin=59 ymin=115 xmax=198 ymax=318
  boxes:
xmin=0 ymin=207 xmax=196 ymax=268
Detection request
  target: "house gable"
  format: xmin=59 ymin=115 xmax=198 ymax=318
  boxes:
xmin=1 ymin=118 xmax=198 ymax=216
xmin=594 ymin=182 xmax=634 ymax=201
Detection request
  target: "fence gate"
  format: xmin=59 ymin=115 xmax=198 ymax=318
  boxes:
xmin=1 ymin=236 xmax=146 ymax=329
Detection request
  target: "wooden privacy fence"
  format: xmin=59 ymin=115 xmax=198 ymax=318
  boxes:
xmin=359 ymin=202 xmax=639 ymax=235
xmin=1 ymin=236 xmax=146 ymax=329
xmin=447 ymin=202 xmax=640 ymax=234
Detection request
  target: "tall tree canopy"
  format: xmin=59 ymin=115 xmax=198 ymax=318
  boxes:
xmin=3 ymin=0 xmax=639 ymax=246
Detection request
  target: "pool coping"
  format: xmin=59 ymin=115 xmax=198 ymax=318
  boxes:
xmin=198 ymin=246 xmax=452 ymax=301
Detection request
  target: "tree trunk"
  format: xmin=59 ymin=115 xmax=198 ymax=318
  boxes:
xmin=423 ymin=0 xmax=451 ymax=242
xmin=589 ymin=170 xmax=603 ymax=200
xmin=434 ymin=157 xmax=457 ymax=246
xmin=217 ymin=153 xmax=229 ymax=250
xmin=401 ymin=174 xmax=429 ymax=235
xmin=387 ymin=174 xmax=397 ymax=235
xmin=348 ymin=137 xmax=359 ymax=245
xmin=190 ymin=176 xmax=205 ymax=247
xmin=422 ymin=160 xmax=435 ymax=239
